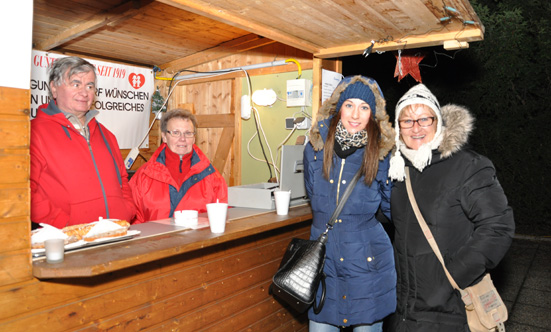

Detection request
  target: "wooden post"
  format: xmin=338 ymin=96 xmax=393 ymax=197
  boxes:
xmin=0 ymin=87 xmax=32 ymax=286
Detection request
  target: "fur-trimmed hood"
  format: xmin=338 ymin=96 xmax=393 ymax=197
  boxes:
xmin=436 ymin=104 xmax=474 ymax=158
xmin=308 ymin=76 xmax=395 ymax=160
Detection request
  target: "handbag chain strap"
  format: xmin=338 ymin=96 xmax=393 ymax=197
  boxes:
xmin=405 ymin=167 xmax=462 ymax=290
xmin=319 ymin=169 xmax=362 ymax=244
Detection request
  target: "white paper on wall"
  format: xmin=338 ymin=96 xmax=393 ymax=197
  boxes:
xmin=321 ymin=69 xmax=344 ymax=104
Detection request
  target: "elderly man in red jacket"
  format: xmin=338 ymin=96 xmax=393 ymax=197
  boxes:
xmin=31 ymin=56 xmax=136 ymax=228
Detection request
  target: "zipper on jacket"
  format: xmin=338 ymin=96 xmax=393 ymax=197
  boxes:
xmin=335 ymin=159 xmax=345 ymax=204
xmin=87 ymin=136 xmax=110 ymax=218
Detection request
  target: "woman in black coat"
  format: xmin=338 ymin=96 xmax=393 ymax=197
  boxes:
xmin=387 ymin=84 xmax=515 ymax=332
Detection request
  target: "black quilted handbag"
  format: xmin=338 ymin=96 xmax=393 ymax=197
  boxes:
xmin=271 ymin=237 xmax=327 ymax=313
xmin=270 ymin=170 xmax=361 ymax=314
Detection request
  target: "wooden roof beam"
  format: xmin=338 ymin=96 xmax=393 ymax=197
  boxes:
xmin=158 ymin=0 xmax=322 ymax=54
xmin=314 ymin=27 xmax=484 ymax=58
xmin=34 ymin=0 xmax=155 ymax=51
xmin=160 ymin=34 xmax=277 ymax=72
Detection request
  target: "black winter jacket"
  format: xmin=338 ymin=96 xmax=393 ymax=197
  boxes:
xmin=388 ymin=105 xmax=515 ymax=332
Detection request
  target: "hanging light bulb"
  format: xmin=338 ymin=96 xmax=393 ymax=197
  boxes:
xmin=252 ymin=88 xmax=277 ymax=106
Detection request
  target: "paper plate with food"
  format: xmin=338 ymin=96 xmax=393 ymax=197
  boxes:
xmin=32 ymin=218 xmax=140 ymax=256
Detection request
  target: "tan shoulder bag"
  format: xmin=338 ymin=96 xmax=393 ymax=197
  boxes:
xmin=405 ymin=167 xmax=507 ymax=332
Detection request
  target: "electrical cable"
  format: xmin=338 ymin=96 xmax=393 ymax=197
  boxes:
xmin=153 ymin=66 xmax=173 ymax=81
xmin=242 ymin=69 xmax=274 ymax=181
xmin=153 ymin=59 xmax=302 ymax=182
xmin=299 ymin=106 xmax=312 ymax=119
xmin=273 ymin=125 xmax=298 ymax=180
xmin=254 ymin=105 xmax=278 ymax=181
xmin=170 ymin=60 xmax=288 ymax=81
xmin=419 ymin=49 xmax=463 ymax=68
xmin=156 ymin=58 xmax=297 ymax=82
xmin=285 ymin=58 xmax=302 ymax=79
xmin=134 ymin=78 xmax=187 ymax=150
xmin=166 ymin=69 xmax=184 ymax=98
xmin=245 ymin=130 xmax=279 ymax=176
xmin=272 ymin=115 xmax=310 ymax=180
xmin=124 ymin=74 xmax=188 ymax=169
xmin=395 ymin=24 xmax=447 ymax=49
xmin=245 ymin=111 xmax=280 ymax=181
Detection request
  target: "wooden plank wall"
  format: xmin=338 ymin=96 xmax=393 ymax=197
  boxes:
xmin=0 ymin=221 xmax=311 ymax=331
xmin=163 ymin=43 xmax=313 ymax=186
xmin=173 ymin=78 xmax=236 ymax=184
xmin=0 ymin=87 xmax=32 ymax=286
xmin=122 ymin=43 xmax=313 ymax=185
xmin=120 ymin=111 xmax=160 ymax=172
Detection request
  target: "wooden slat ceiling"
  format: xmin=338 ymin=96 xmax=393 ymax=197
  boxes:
xmin=32 ymin=0 xmax=484 ymax=69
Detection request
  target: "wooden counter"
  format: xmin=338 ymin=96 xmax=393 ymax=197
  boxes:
xmin=33 ymin=205 xmax=313 ymax=279
xmin=1 ymin=205 xmax=312 ymax=331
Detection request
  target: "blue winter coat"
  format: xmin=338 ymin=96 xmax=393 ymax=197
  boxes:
xmin=304 ymin=76 xmax=396 ymax=327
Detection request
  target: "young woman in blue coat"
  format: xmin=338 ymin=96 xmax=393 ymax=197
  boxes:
xmin=304 ymin=75 xmax=396 ymax=331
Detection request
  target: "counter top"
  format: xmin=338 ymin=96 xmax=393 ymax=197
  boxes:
xmin=32 ymin=205 xmax=312 ymax=279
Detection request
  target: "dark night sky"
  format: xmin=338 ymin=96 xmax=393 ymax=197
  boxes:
xmin=341 ymin=38 xmax=551 ymax=236
xmin=342 ymin=49 xmax=450 ymax=120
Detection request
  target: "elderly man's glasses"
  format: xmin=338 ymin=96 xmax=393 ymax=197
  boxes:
xmin=399 ymin=117 xmax=435 ymax=129
xmin=166 ymin=130 xmax=195 ymax=138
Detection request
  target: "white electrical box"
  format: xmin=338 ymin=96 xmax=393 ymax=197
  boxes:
xmin=241 ymin=95 xmax=251 ymax=120
xmin=296 ymin=117 xmax=311 ymax=130
xmin=286 ymin=79 xmax=312 ymax=107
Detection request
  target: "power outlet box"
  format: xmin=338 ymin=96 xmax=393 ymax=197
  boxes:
xmin=285 ymin=117 xmax=295 ymax=130
xmin=296 ymin=117 xmax=311 ymax=129
xmin=285 ymin=117 xmax=311 ymax=130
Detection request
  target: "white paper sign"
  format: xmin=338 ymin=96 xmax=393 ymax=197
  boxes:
xmin=30 ymin=50 xmax=153 ymax=149
xmin=322 ymin=69 xmax=344 ymax=104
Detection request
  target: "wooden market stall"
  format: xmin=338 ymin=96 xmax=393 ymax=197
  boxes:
xmin=0 ymin=0 xmax=484 ymax=330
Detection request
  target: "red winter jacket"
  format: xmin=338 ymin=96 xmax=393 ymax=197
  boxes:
xmin=31 ymin=102 xmax=136 ymax=228
xmin=129 ymin=143 xmax=228 ymax=224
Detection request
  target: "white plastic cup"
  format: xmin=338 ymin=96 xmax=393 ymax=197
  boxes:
xmin=44 ymin=238 xmax=65 ymax=263
xmin=274 ymin=189 xmax=291 ymax=215
xmin=174 ymin=210 xmax=199 ymax=227
xmin=206 ymin=202 xmax=228 ymax=233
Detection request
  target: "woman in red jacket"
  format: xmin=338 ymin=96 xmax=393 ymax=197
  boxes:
xmin=129 ymin=108 xmax=228 ymax=224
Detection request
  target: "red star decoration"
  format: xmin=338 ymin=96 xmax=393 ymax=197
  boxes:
xmin=394 ymin=51 xmax=425 ymax=83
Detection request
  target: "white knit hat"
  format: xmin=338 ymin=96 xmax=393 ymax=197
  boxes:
xmin=389 ymin=84 xmax=444 ymax=181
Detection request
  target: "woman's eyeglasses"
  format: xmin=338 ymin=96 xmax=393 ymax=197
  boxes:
xmin=399 ymin=117 xmax=435 ymax=129
xmin=166 ymin=130 xmax=195 ymax=138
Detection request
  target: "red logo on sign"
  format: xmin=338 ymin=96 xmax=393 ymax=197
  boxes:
xmin=128 ymin=73 xmax=145 ymax=89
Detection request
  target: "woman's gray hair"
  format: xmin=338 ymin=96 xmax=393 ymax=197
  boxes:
xmin=48 ymin=56 xmax=96 ymax=98
xmin=160 ymin=108 xmax=198 ymax=133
